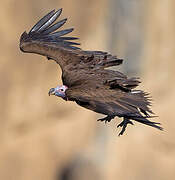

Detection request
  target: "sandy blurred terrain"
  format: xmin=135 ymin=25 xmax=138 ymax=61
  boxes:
xmin=0 ymin=0 xmax=174 ymax=180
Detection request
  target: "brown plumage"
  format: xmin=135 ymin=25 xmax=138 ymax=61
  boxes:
xmin=19 ymin=8 xmax=162 ymax=135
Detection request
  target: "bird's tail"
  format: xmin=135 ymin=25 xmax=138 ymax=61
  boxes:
xmin=118 ymin=90 xmax=163 ymax=131
xmin=128 ymin=115 xmax=163 ymax=130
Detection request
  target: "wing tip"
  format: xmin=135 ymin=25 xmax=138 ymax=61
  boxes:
xmin=29 ymin=9 xmax=56 ymax=33
xmin=29 ymin=8 xmax=64 ymax=34
xmin=58 ymin=8 xmax=63 ymax=12
xmin=21 ymin=8 xmax=81 ymax=50
xmin=55 ymin=8 xmax=63 ymax=18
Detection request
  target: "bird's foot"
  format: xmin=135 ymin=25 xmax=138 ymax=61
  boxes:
xmin=117 ymin=117 xmax=134 ymax=136
xmin=97 ymin=115 xmax=115 ymax=124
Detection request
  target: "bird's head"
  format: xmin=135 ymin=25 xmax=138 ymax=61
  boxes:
xmin=48 ymin=85 xmax=68 ymax=100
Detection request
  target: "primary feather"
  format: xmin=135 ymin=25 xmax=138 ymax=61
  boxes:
xmin=19 ymin=8 xmax=162 ymax=135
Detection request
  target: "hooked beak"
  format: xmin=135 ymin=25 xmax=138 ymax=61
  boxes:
xmin=48 ymin=88 xmax=55 ymax=96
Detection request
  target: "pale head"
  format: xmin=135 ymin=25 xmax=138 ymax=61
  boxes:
xmin=48 ymin=85 xmax=68 ymax=99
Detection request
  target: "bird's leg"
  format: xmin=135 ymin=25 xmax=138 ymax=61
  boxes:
xmin=117 ymin=117 xmax=134 ymax=136
xmin=97 ymin=115 xmax=115 ymax=123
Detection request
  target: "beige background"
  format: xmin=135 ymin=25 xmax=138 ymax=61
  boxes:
xmin=0 ymin=0 xmax=174 ymax=179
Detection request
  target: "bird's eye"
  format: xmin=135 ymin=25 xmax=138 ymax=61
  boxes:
xmin=60 ymin=89 xmax=64 ymax=91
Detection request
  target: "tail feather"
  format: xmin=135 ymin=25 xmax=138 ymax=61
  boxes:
xmin=115 ymin=90 xmax=163 ymax=132
xmin=129 ymin=115 xmax=163 ymax=130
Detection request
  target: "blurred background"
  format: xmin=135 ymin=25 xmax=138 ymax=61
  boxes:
xmin=0 ymin=0 xmax=174 ymax=179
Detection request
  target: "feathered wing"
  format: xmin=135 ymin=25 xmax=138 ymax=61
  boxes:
xmin=66 ymin=84 xmax=162 ymax=135
xmin=20 ymin=9 xmax=123 ymax=71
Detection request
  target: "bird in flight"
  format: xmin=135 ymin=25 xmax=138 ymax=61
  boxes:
xmin=19 ymin=8 xmax=162 ymax=135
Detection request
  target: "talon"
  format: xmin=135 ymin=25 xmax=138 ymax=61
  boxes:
xmin=117 ymin=117 xmax=134 ymax=136
xmin=97 ymin=115 xmax=115 ymax=123
xmin=118 ymin=125 xmax=126 ymax=136
xmin=117 ymin=121 xmax=125 ymax=128
xmin=118 ymin=131 xmax=123 ymax=136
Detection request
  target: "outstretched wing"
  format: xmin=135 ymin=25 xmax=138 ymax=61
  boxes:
xmin=20 ymin=9 xmax=123 ymax=71
xmin=65 ymin=84 xmax=162 ymax=130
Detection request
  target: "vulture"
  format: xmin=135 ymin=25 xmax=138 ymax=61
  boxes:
xmin=19 ymin=8 xmax=163 ymax=136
